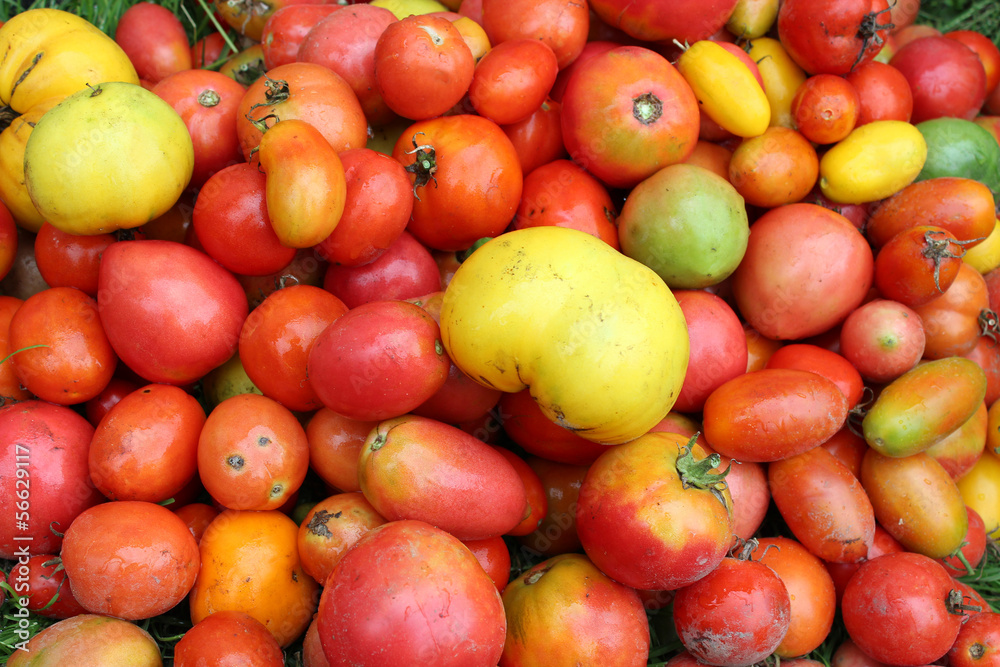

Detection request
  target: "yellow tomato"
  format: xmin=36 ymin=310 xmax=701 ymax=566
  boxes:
xmin=819 ymin=120 xmax=927 ymax=204
xmin=370 ymin=0 xmax=448 ymax=18
xmin=746 ymin=37 xmax=807 ymax=130
xmin=964 ymin=219 xmax=1000 ymax=274
xmin=726 ymin=0 xmax=779 ymax=39
xmin=24 ymin=81 xmax=194 ymax=235
xmin=440 ymin=226 xmax=690 ymax=445
xmin=0 ymin=8 xmax=138 ymax=231
xmin=677 ymin=41 xmax=769 ymax=138
xmin=957 ymin=451 xmax=1000 ymax=538
xmin=453 ymin=16 xmax=490 ymax=61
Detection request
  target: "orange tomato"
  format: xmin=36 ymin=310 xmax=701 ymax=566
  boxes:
xmin=306 ymin=408 xmax=376 ymax=493
xmin=296 ymin=492 xmax=386 ymax=586
xmin=913 ymin=262 xmax=992 ymax=359
xmin=728 ymin=126 xmax=818 ymax=207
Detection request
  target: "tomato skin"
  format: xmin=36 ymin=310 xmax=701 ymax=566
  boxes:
xmin=791 ymin=74 xmax=861 ymax=144
xmin=924 ymin=402 xmax=988 ymax=481
xmin=677 ymin=39 xmax=770 ymax=138
xmin=306 ymin=409 xmax=375 ymax=493
xmin=948 ymin=611 xmax=1000 ymax=667
xmin=703 ymin=368 xmax=850 ymax=463
xmin=260 ymin=4 xmax=341 ymax=70
xmin=937 ymin=506 xmax=987 ymax=578
xmin=517 ymin=456 xmax=589 ymax=558
xmin=845 ymin=60 xmax=914 ymax=125
xmin=499 ymin=553 xmax=650 ymax=667
xmin=875 ymin=226 xmax=965 ymax=308
xmin=965 ymin=336 xmax=1000 ymax=407
xmin=769 ymin=446 xmax=876 ymax=563
xmin=825 ymin=525 xmax=906 ymax=605
xmin=560 ymin=46 xmax=700 ymax=190
xmin=946 ymin=30 xmax=1000 ymax=97
xmin=322 ymin=231 xmax=441 ymax=308
xmin=841 ymin=552 xmax=966 ymax=666
xmin=914 ymin=263 xmax=992 ymax=359
xmin=765 ymin=343 xmax=864 ymax=408
xmin=115 ymin=2 xmax=192 ymax=84
xmin=890 ymin=36 xmax=987 ymax=124
xmin=839 ymin=299 xmax=926 ymax=384
xmin=777 ymin=0 xmax=893 ymax=75
xmin=317 ymin=520 xmax=506 ymax=666
xmin=861 ymin=449 xmax=969 ymax=558
xmin=33 ymin=223 xmax=120 ymax=297
xmin=480 ymin=0 xmax=588 ymax=69
xmin=501 ymin=98 xmax=567 ymax=177
xmin=490 ymin=446 xmax=547 ymax=537
xmin=497 ymin=389 xmax=608 ymax=465
xmin=191 ymin=31 xmax=226 ymax=69
xmin=174 ymin=611 xmax=284 ymax=667
xmin=588 ymin=0 xmax=737 ymax=44
xmin=6 ymin=615 xmax=161 ymax=667
xmin=297 ymin=492 xmax=386 ymax=586
xmin=957 ymin=452 xmax=1000 ymax=539
xmin=22 ymin=554 xmax=88 ymax=619
xmin=673 ymin=556 xmax=791 ymax=667
xmin=358 ymin=415 xmax=527 ymax=540
xmin=728 ymin=126 xmax=819 ymax=207
xmin=468 ymin=39 xmax=559 ymax=126
xmin=575 ymin=431 xmax=734 ymax=591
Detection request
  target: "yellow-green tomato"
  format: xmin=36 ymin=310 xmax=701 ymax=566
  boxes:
xmin=677 ymin=40 xmax=770 ymax=138
xmin=24 ymin=81 xmax=194 ymax=235
xmin=819 ymin=120 xmax=928 ymax=204
xmin=440 ymin=226 xmax=689 ymax=445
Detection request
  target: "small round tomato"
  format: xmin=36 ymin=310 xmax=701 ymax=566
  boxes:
xmin=839 ymin=298 xmax=926 ymax=383
xmin=297 ymin=492 xmax=386 ymax=586
xmin=173 ymin=502 xmax=219 ymax=544
xmin=115 ymin=2 xmax=192 ymax=84
xmin=174 ymin=611 xmax=284 ymax=667
xmin=21 ymin=553 xmax=88 ymax=619
xmin=322 ymin=231 xmax=441 ymax=308
xmin=501 ymin=98 xmax=567 ymax=176
xmin=729 ymin=126 xmax=819 ymax=207
xmin=875 ymin=225 xmax=966 ymax=308
xmin=792 ymin=74 xmax=861 ymax=144
xmin=914 ymin=262 xmax=992 ymax=359
xmin=480 ymin=0 xmax=588 ymax=69
xmin=33 ymin=223 xmax=129 ymax=297
xmin=198 ymin=394 xmax=309 ymax=511
xmin=468 ymin=39 xmax=558 ymax=126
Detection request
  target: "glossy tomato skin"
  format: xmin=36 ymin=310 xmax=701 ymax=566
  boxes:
xmin=468 ymin=39 xmax=559 ymax=126
xmin=765 ymin=343 xmax=864 ymax=408
xmin=498 ymin=388 xmax=609 ymax=465
xmin=948 ymin=611 xmax=1000 ymax=667
xmin=791 ymin=74 xmax=861 ymax=145
xmin=769 ymin=446 xmax=875 ymax=563
xmin=516 ymin=456 xmax=589 ymax=558
xmin=874 ymin=225 xmax=965 ymax=307
xmin=260 ymin=4 xmax=341 ymax=70
xmin=306 ymin=408 xmax=375 ymax=493
xmin=673 ymin=556 xmax=791 ymax=667
xmin=937 ymin=506 xmax=988 ymax=577
xmin=914 ymin=262 xmax=993 ymax=360
xmin=825 ymin=525 xmax=906 ymax=605
xmin=500 ymin=553 xmax=650 ymax=667
xmin=480 ymin=0 xmax=589 ymax=69
xmin=98 ymin=240 xmax=249 ymax=385
xmin=576 ymin=432 xmax=734 ymax=591
xmin=174 ymin=611 xmax=284 ymax=667
xmin=322 ymin=231 xmax=441 ymax=308
xmin=114 ymin=2 xmax=192 ymax=84
xmin=728 ymin=126 xmax=819 ymax=208
xmin=838 ymin=298 xmax=926 ymax=383
xmin=890 ymin=36 xmax=987 ymax=123
xmin=490 ymin=446 xmax=547 ymax=537
xmin=22 ymin=554 xmax=88 ymax=619
xmin=842 ymin=552 xmax=967 ymax=666
xmin=462 ymin=536 xmax=511 ymax=592
xmin=703 ymin=368 xmax=850 ymax=463
xmin=777 ymin=0 xmax=893 ymax=75
xmin=588 ymin=0 xmax=736 ymax=44
xmin=846 ymin=60 xmax=914 ymax=125
xmin=297 ymin=492 xmax=386 ymax=586
xmin=317 ymin=520 xmax=506 ymax=666
xmin=358 ymin=415 xmax=527 ymax=540
xmin=501 ymin=98 xmax=567 ymax=177
xmin=560 ymin=46 xmax=699 ymax=189
xmin=33 ymin=223 xmax=121 ymax=297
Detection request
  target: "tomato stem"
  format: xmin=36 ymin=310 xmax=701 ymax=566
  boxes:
xmin=632 ymin=92 xmax=663 ymax=126
xmin=947 ymin=588 xmax=983 ymax=615
xmin=675 ymin=435 xmax=730 ymax=509
xmin=403 ymin=132 xmax=438 ymax=199
xmin=851 ymin=5 xmax=894 ymax=73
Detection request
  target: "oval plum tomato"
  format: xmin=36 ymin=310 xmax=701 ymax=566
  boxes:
xmin=728 ymin=126 xmax=819 ymax=207
xmin=358 ymin=415 xmax=527 ymax=540
xmin=937 ymin=505 xmax=987 ymax=578
xmin=0 ymin=402 xmax=103 ymax=559
xmin=501 ymin=98 xmax=566 ymax=177
xmin=392 ymin=115 xmax=523 ymax=252
xmin=765 ymin=344 xmax=864 ymax=408
xmin=260 ymin=4 xmax=341 ymax=70
xmin=174 ymin=611 xmax=284 ymax=667
xmin=497 ymin=388 xmax=609 ymax=465
xmin=236 ymin=62 xmax=367 ymax=160
xmin=322 ymin=231 xmax=441 ymax=308
xmin=672 ymin=290 xmax=747 ymax=413
xmin=468 ymin=39 xmax=559 ymax=126
xmin=732 ymin=203 xmax=874 ymax=340
xmin=308 ymin=300 xmax=450 ymax=421
xmin=198 ymin=393 xmax=309 ymax=511
xmin=33 ymin=223 xmax=124 ymax=297
xmin=768 ymin=446 xmax=876 ymax=563
xmin=891 ymin=36 xmax=987 ymax=123
xmin=193 ymin=163 xmax=297 ymax=276
xmin=777 ymin=0 xmax=893 ymax=75
xmin=98 ymin=240 xmax=249 ymax=385
xmin=861 ymin=449 xmax=969 ymax=558
xmin=576 ymin=432 xmax=734 ymax=591
xmin=151 ymin=68 xmax=245 ymax=188
xmin=842 ymin=552 xmax=968 ymax=666
xmin=6 ymin=615 xmax=161 ymax=667
xmin=750 ymin=537 xmax=837 ymax=658
xmin=306 ymin=408 xmax=376 ymax=493
xmin=513 ymin=158 xmax=618 ymax=249
xmin=791 ymin=74 xmax=861 ymax=144
xmin=239 ymin=284 xmax=349 ymax=412
xmin=863 ymin=356 xmax=986 ymax=458
xmin=875 ymin=226 xmax=966 ymax=308
xmin=314 ymin=148 xmax=413 ymax=268
xmin=22 ymin=554 xmax=88 ymax=619
xmin=374 ymin=14 xmax=474 ymax=121
xmin=839 ymin=299 xmax=926 ymax=383
xmin=296 ymin=492 xmax=386 ymax=586
xmin=297 ymin=4 xmax=398 ymax=127
xmin=317 ymin=520 xmax=505 ymax=666
xmin=845 ymin=60 xmax=914 ymax=125
xmin=588 ymin=0 xmax=736 ymax=44
xmin=500 ymin=553 xmax=650 ymax=666
xmin=673 ymin=553 xmax=791 ymax=667
xmin=88 ymin=383 xmax=205 ymax=503
xmin=946 ymin=30 xmax=1000 ymax=97
xmin=745 ymin=36 xmax=809 ymax=130
xmin=914 ymin=262 xmax=993 ymax=359
xmin=925 ymin=402 xmax=988 ymax=481
xmin=479 ymin=0 xmax=588 ymax=69
xmin=115 ymin=2 xmax=192 ymax=84
xmin=9 ymin=286 xmax=117 ymax=405
xmin=703 ymin=368 xmax=850 ymax=463
xmin=61 ymin=500 xmax=200 ymax=620
xmin=560 ymin=46 xmax=699 ymax=189
xmin=821 ymin=426 xmax=868 ymax=478
xmin=191 ymin=509 xmax=318 ymax=647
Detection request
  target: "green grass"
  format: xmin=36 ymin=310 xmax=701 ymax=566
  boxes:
xmin=919 ymin=0 xmax=1000 ymax=47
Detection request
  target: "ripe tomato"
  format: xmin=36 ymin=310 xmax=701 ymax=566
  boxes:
xmin=114 ymin=2 xmax=192 ymax=84
xmin=297 ymin=492 xmax=386 ymax=586
xmin=306 ymin=408 xmax=376 ymax=493
xmin=491 ymin=446 xmax=547 ymax=536
xmin=480 ymin=0 xmax=588 ymax=69
xmin=777 ymin=0 xmax=893 ymax=75
xmin=497 ymin=388 xmax=608 ymax=465
xmin=949 ymin=611 xmax=1000 ymax=667
xmin=946 ymin=30 xmax=1000 ymax=97
xmin=7 ymin=615 xmax=160 ymax=667
xmin=937 ymin=506 xmax=988 ymax=577
xmin=260 ymin=4 xmax=341 ymax=70
xmin=838 ymin=298 xmax=926 ymax=383
xmin=322 ymin=231 xmax=441 ymax=307
xmin=890 ymin=36 xmax=987 ymax=123
xmin=791 ymin=74 xmax=861 ymax=144
xmin=957 ymin=452 xmax=1000 ymax=540
xmin=965 ymin=336 xmax=1000 ymax=407
xmin=191 ymin=31 xmax=226 ymax=69
xmin=0 ymin=201 xmax=14 ymax=282
xmin=875 ymin=225 xmax=966 ymax=307
xmin=462 ymin=535 xmax=511 ymax=592
xmin=61 ymin=500 xmax=200 ymax=620
xmin=845 ymin=60 xmax=914 ymax=125
xmin=746 ymin=37 xmax=808 ymax=130
xmin=22 ymin=554 xmax=88 ymax=619
xmin=914 ymin=262 xmax=993 ymax=359
xmin=588 ymin=0 xmax=736 ymax=44
xmin=174 ymin=611 xmax=284 ymax=667
xmin=728 ymin=126 xmax=819 ymax=207
xmin=468 ymin=39 xmax=558 ymax=126
xmin=516 ymin=456 xmax=590 ymax=558
xmin=33 ymin=223 xmax=129 ymax=297
xmin=765 ymin=343 xmax=864 ymax=408
xmin=925 ymin=402 xmax=988 ymax=481
xmin=173 ymin=502 xmax=218 ymax=544
xmin=501 ymin=98 xmax=567 ymax=176
xmin=825 ymin=525 xmax=906 ymax=605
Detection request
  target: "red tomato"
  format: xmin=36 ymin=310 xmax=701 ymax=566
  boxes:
xmin=875 ymin=225 xmax=966 ymax=307
xmin=550 ymin=40 xmax=619 ymax=103
xmin=98 ymin=240 xmax=249 ymax=385
xmin=468 ymin=39 xmax=558 ymax=125
xmin=374 ymin=15 xmax=474 ymax=121
xmin=777 ymin=0 xmax=893 ymax=75
xmin=792 ymin=74 xmax=861 ymax=144
xmin=517 ymin=456 xmax=589 ymax=557
xmin=260 ymin=4 xmax=341 ymax=69
xmin=33 ymin=224 xmax=120 ymax=297
xmin=297 ymin=492 xmax=386 ymax=586
xmin=937 ymin=505 xmax=988 ymax=577
xmin=839 ymin=298 xmax=926 ymax=383
xmin=151 ymin=68 xmax=245 ymax=188
xmin=21 ymin=554 xmax=88 ymax=619
xmin=314 ymin=148 xmax=413 ymax=268
xmin=560 ymin=46 xmax=699 ymax=189
xmin=191 ymin=31 xmax=227 ymax=69
xmin=945 ymin=30 xmax=1000 ymax=97
xmin=497 ymin=389 xmax=609 ymax=465
xmin=322 ymin=231 xmax=441 ymax=308
xmin=461 ymin=535 xmax=511 ymax=592
xmin=588 ymin=0 xmax=737 ymax=44
xmin=115 ymin=2 xmax=192 ymax=84
xmin=821 ymin=426 xmax=868 ymax=478
xmin=173 ymin=502 xmax=219 ymax=544
xmin=949 ymin=611 xmax=1000 ymax=667
xmin=316 ymin=520 xmax=506 ymax=665
xmin=673 ymin=555 xmax=791 ymax=667
xmin=500 ymin=98 xmax=567 ymax=177
xmin=491 ymin=446 xmax=547 ymax=537
xmin=825 ymin=525 xmax=906 ymax=605
xmin=84 ymin=376 xmax=140 ymax=427
xmin=965 ymin=336 xmax=1000 ymax=407
xmin=174 ymin=611 xmax=284 ymax=667
xmin=576 ymin=432 xmax=733 ymax=591
xmin=732 ymin=203 xmax=874 ymax=340
xmin=480 ymin=0 xmax=589 ymax=69
xmin=842 ymin=552 xmax=967 ymax=666
xmin=765 ymin=343 xmax=864 ymax=408
xmin=845 ymin=60 xmax=914 ymax=125
xmin=890 ymin=36 xmax=987 ymax=123
xmin=306 ymin=408 xmax=376 ymax=493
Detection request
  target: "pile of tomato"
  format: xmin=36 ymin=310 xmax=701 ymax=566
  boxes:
xmin=2 ymin=0 xmax=1000 ymax=664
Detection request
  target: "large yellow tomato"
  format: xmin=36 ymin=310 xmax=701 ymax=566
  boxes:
xmin=24 ymin=81 xmax=194 ymax=235
xmin=440 ymin=226 xmax=690 ymax=445
xmin=0 ymin=8 xmax=139 ymax=231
